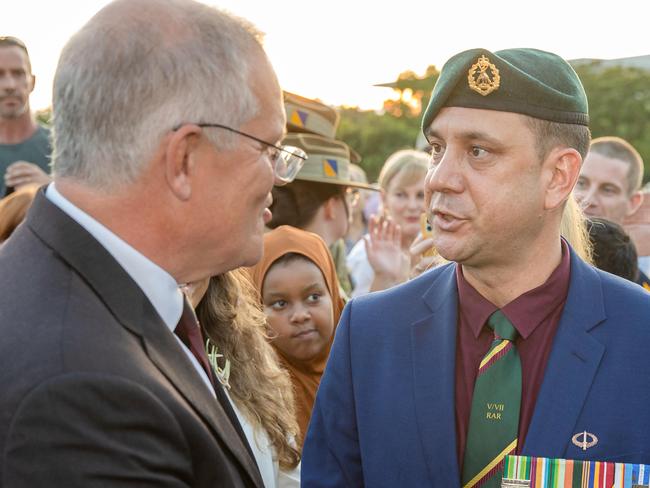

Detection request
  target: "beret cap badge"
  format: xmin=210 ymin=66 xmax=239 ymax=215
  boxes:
xmin=421 ymin=48 xmax=589 ymax=130
xmin=467 ymin=55 xmax=500 ymax=96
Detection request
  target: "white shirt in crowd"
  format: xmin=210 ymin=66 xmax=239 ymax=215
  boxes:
xmin=346 ymin=236 xmax=374 ymax=298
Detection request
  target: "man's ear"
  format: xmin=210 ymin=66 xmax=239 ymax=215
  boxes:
xmin=544 ymin=147 xmax=582 ymax=211
xmin=164 ymin=124 xmax=202 ymax=201
xmin=323 ymin=196 xmax=340 ymax=220
xmin=627 ymin=191 xmax=644 ymax=217
xmin=29 ymin=74 xmax=36 ymax=93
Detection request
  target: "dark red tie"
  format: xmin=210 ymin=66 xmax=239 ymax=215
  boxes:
xmin=175 ymin=297 xmax=261 ymax=469
xmin=174 ymin=297 xmax=214 ymax=384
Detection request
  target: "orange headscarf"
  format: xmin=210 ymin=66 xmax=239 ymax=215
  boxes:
xmin=248 ymin=225 xmax=344 ymax=444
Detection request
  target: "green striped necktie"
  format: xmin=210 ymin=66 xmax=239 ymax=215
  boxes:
xmin=461 ymin=310 xmax=522 ymax=488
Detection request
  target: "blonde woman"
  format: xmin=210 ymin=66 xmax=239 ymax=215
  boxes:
xmin=184 ymin=269 xmax=300 ymax=488
xmin=347 ymin=149 xmax=431 ymax=297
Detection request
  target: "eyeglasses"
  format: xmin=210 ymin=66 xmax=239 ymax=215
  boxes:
xmin=174 ymin=122 xmax=307 ymax=185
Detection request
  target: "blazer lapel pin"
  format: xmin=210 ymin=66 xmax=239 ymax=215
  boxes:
xmin=572 ymin=430 xmax=598 ymax=451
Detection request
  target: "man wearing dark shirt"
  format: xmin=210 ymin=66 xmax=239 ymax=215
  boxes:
xmin=0 ymin=36 xmax=51 ymax=195
xmin=302 ymin=48 xmax=650 ymax=488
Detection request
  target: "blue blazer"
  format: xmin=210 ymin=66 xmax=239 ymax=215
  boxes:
xmin=302 ymin=251 xmax=650 ymax=487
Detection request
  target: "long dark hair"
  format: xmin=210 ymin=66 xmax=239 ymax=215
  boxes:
xmin=268 ymin=180 xmax=345 ymax=229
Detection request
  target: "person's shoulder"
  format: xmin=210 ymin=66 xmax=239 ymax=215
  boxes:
xmin=19 ymin=124 xmax=51 ymax=151
xmin=635 ymin=269 xmax=650 ymax=292
xmin=345 ymin=262 xmax=455 ymax=325
xmin=596 ymin=265 xmax=650 ymax=299
xmin=589 ymin=265 xmax=650 ymax=324
xmin=358 ymin=261 xmax=453 ymax=300
xmin=21 ymin=124 xmax=50 ymax=142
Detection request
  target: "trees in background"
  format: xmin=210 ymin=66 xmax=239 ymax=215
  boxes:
xmin=336 ymin=66 xmax=438 ymax=182
xmin=338 ymin=62 xmax=650 ymax=183
xmin=575 ymin=62 xmax=650 ymax=182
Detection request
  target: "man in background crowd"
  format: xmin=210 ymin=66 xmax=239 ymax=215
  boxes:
xmin=0 ymin=36 xmax=51 ymax=195
xmin=574 ymin=135 xmax=649 ymax=288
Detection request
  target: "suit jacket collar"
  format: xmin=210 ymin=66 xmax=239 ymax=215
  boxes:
xmin=410 ymin=250 xmax=608 ymax=482
xmin=26 ymin=190 xmax=264 ymax=488
xmin=522 ymin=249 xmax=606 ymax=457
xmin=45 ymin=183 xmax=183 ymax=330
xmin=411 ymin=263 xmax=461 ymax=486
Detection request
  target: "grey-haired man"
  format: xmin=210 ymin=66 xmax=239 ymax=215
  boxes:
xmin=0 ymin=0 xmax=306 ymax=486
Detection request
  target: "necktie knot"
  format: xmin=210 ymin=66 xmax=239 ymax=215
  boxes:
xmin=175 ymin=298 xmax=199 ymax=337
xmin=463 ymin=308 xmax=522 ymax=487
xmin=487 ymin=310 xmax=518 ymax=342
xmin=175 ymin=297 xmax=213 ymax=383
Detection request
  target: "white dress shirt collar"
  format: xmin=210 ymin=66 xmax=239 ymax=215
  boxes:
xmin=45 ymin=183 xmax=183 ymax=331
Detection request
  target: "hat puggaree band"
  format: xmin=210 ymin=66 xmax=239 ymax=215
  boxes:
xmin=282 ymin=133 xmax=378 ymax=191
xmin=284 ymin=91 xmax=340 ymax=139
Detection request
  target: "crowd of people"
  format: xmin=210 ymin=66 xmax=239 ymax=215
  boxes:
xmin=0 ymin=1 xmax=649 ymax=487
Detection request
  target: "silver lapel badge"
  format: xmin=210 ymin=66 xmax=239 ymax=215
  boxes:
xmin=572 ymin=430 xmax=598 ymax=451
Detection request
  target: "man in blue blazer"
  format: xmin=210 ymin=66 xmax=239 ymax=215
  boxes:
xmin=302 ymin=48 xmax=650 ymax=487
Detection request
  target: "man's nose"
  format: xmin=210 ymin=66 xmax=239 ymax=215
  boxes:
xmin=0 ymin=75 xmax=17 ymax=92
xmin=576 ymin=186 xmax=598 ymax=208
xmin=426 ymin=150 xmax=463 ymax=195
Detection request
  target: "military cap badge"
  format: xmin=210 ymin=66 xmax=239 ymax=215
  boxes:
xmin=467 ymin=55 xmax=500 ymax=96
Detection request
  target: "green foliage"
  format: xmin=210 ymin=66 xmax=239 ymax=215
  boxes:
xmin=35 ymin=107 xmax=52 ymax=126
xmin=336 ymin=66 xmax=439 ymax=182
xmin=338 ymin=62 xmax=650 ymax=184
xmin=336 ymin=108 xmax=421 ymax=182
xmin=574 ymin=62 xmax=650 ymax=182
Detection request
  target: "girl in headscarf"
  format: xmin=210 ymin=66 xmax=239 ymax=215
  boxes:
xmin=248 ymin=225 xmax=344 ymax=445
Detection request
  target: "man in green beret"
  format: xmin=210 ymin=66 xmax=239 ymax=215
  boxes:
xmin=303 ymin=48 xmax=650 ymax=487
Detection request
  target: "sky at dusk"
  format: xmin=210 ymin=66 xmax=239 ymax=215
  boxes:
xmin=4 ymin=0 xmax=648 ymax=111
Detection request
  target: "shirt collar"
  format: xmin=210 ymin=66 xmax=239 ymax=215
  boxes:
xmin=45 ymin=183 xmax=183 ymax=331
xmin=456 ymin=239 xmax=571 ymax=339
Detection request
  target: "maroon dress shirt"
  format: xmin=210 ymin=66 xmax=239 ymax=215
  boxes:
xmin=454 ymin=240 xmax=571 ymax=470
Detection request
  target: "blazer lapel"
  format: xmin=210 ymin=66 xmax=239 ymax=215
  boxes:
xmin=411 ymin=264 xmax=461 ymax=486
xmin=211 ymin=371 xmax=260 ymax=466
xmin=141 ymin=316 xmax=263 ymax=487
xmin=523 ymin=252 xmax=606 ymax=458
xmin=27 ymin=192 xmax=264 ymax=488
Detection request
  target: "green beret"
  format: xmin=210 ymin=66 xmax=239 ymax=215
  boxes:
xmin=283 ymin=133 xmax=378 ymax=191
xmin=421 ymin=48 xmax=589 ymax=132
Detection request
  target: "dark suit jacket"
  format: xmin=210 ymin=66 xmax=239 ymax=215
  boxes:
xmin=0 ymin=191 xmax=263 ymax=487
xmin=302 ymin=248 xmax=650 ymax=487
